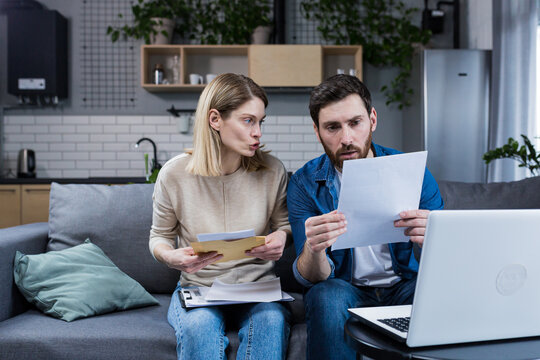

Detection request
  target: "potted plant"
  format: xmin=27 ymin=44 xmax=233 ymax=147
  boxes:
xmin=189 ymin=0 xmax=272 ymax=44
xmin=107 ymin=0 xmax=191 ymax=44
xmin=301 ymin=0 xmax=431 ymax=109
xmin=251 ymin=25 xmax=273 ymax=44
xmin=244 ymin=0 xmax=273 ymax=44
xmin=483 ymin=135 xmax=540 ymax=176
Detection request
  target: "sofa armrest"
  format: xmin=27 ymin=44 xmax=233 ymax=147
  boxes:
xmin=0 ymin=222 xmax=49 ymax=322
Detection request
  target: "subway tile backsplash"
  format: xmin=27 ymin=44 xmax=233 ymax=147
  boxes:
xmin=3 ymin=115 xmax=323 ymax=178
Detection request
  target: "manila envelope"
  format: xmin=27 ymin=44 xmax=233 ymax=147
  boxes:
xmin=190 ymin=236 xmax=266 ymax=263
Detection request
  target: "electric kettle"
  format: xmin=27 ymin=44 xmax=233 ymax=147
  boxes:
xmin=17 ymin=149 xmax=36 ymax=178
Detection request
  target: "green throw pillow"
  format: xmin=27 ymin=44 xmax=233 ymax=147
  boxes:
xmin=13 ymin=239 xmax=159 ymax=322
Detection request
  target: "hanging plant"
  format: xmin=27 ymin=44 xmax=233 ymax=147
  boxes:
xmin=301 ymin=0 xmax=431 ymax=109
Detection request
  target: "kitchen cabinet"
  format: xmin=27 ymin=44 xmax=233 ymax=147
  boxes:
xmin=141 ymin=44 xmax=362 ymax=92
xmin=248 ymin=45 xmax=322 ymax=87
xmin=21 ymin=184 xmax=51 ymax=225
xmin=0 ymin=185 xmax=21 ymax=228
xmin=0 ymin=184 xmax=50 ymax=229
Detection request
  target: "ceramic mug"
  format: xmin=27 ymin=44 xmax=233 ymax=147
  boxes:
xmin=189 ymin=73 xmax=203 ymax=85
xmin=206 ymin=73 xmax=218 ymax=84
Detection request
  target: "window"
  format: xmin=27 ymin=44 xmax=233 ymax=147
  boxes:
xmin=537 ymin=25 xmax=540 ymax=149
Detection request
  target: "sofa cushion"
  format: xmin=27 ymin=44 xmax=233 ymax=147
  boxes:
xmin=0 ymin=294 xmax=176 ymax=360
xmin=14 ymin=240 xmax=159 ymax=322
xmin=438 ymin=176 xmax=540 ymax=210
xmin=0 ymin=294 xmax=307 ymax=360
xmin=47 ymin=183 xmax=179 ymax=294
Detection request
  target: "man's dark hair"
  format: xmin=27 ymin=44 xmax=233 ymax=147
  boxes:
xmin=309 ymin=74 xmax=372 ymax=127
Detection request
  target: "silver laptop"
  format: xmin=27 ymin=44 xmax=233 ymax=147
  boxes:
xmin=348 ymin=209 xmax=540 ymax=347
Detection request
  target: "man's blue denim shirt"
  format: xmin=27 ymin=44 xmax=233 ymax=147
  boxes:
xmin=287 ymin=143 xmax=444 ymax=288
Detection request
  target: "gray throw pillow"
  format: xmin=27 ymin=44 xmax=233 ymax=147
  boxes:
xmin=47 ymin=182 xmax=179 ymax=294
xmin=14 ymin=240 xmax=159 ymax=322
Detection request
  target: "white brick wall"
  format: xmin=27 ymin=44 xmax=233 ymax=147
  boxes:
xmin=3 ymin=114 xmax=324 ymax=178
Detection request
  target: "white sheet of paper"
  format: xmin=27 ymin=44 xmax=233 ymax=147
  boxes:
xmin=181 ymin=287 xmax=294 ymax=308
xmin=197 ymin=229 xmax=255 ymax=242
xmin=332 ymin=151 xmax=427 ymax=250
xmin=204 ymin=278 xmax=283 ymax=302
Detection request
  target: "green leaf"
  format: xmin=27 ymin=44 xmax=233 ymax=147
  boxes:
xmin=300 ymin=0 xmax=429 ymax=108
xmin=483 ymin=135 xmax=540 ymax=175
xmin=147 ymin=168 xmax=160 ymax=184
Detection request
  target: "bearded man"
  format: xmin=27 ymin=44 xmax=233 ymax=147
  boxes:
xmin=287 ymin=75 xmax=444 ymax=360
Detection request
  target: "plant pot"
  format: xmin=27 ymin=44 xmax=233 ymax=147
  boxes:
xmin=251 ymin=25 xmax=273 ymax=44
xmin=150 ymin=17 xmax=175 ymax=45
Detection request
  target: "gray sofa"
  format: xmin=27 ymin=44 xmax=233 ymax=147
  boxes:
xmin=1 ymin=176 xmax=540 ymax=360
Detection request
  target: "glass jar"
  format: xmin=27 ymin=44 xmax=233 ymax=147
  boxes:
xmin=172 ymin=55 xmax=180 ymax=84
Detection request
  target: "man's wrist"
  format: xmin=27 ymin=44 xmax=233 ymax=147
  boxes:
xmin=298 ymin=243 xmax=331 ymax=282
xmin=303 ymin=241 xmax=324 ymax=257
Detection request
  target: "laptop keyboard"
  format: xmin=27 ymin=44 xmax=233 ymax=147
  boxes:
xmin=378 ymin=317 xmax=410 ymax=332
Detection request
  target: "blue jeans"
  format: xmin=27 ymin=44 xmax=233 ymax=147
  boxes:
xmin=168 ymin=285 xmax=291 ymax=360
xmin=304 ymin=278 xmax=416 ymax=360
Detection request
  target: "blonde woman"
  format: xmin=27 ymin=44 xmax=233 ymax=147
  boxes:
xmin=149 ymin=73 xmax=292 ymax=360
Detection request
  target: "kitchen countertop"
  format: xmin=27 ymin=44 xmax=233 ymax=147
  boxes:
xmin=0 ymin=177 xmax=148 ymax=184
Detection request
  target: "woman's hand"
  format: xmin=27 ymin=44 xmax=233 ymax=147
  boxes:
xmin=155 ymin=244 xmax=223 ymax=273
xmin=246 ymin=230 xmax=287 ymax=261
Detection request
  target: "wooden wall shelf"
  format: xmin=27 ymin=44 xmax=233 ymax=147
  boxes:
xmin=141 ymin=45 xmax=362 ymax=92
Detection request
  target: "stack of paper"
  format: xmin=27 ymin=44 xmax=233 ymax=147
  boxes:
xmin=180 ymin=278 xmax=294 ymax=308
xmin=206 ymin=278 xmax=283 ymax=302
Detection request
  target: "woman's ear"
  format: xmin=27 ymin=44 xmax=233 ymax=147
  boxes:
xmin=208 ymin=109 xmax=221 ymax=131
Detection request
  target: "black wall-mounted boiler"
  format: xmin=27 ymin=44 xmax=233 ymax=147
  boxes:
xmin=7 ymin=9 xmax=68 ymax=105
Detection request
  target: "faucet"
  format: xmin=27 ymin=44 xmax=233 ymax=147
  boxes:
xmin=135 ymin=137 xmax=161 ymax=171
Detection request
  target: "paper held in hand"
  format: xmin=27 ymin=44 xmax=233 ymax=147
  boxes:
xmin=332 ymin=151 xmax=427 ymax=250
xmin=191 ymin=229 xmax=265 ymax=263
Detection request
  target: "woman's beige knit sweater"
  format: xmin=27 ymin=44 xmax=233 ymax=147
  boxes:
xmin=149 ymin=152 xmax=291 ymax=288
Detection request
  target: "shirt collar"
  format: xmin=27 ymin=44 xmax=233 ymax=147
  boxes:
xmin=313 ymin=154 xmax=334 ymax=183
xmin=372 ymin=142 xmax=385 ymax=157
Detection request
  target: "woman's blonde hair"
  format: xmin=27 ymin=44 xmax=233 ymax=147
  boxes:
xmin=186 ymin=73 xmax=269 ymax=176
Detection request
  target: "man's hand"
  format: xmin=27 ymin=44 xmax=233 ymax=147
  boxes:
xmin=394 ymin=209 xmax=430 ymax=246
xmin=304 ymin=210 xmax=347 ymax=253
xmin=296 ymin=210 xmax=346 ymax=283
xmin=246 ymin=230 xmax=287 ymax=261
xmin=158 ymin=245 xmax=223 ymax=273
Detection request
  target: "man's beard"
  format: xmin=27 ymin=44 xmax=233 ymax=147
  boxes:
xmin=321 ymin=129 xmax=373 ymax=172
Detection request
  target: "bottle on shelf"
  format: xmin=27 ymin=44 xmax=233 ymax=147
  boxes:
xmin=171 ymin=55 xmax=180 ymax=84
xmin=154 ymin=63 xmax=164 ymax=85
